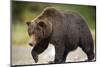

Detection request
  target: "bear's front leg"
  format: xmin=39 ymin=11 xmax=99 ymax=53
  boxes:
xmin=31 ymin=49 xmax=38 ymax=63
xmin=31 ymin=38 xmax=49 ymax=63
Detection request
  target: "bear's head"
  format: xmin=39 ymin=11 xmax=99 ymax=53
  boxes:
xmin=26 ymin=7 xmax=60 ymax=47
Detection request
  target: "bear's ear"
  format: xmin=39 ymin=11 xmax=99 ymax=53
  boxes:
xmin=37 ymin=21 xmax=46 ymax=28
xmin=26 ymin=21 xmax=31 ymax=26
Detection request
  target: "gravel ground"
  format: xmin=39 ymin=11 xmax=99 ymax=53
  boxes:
xmin=12 ymin=44 xmax=89 ymax=66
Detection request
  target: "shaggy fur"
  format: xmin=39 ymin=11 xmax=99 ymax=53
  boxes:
xmin=26 ymin=7 xmax=94 ymax=63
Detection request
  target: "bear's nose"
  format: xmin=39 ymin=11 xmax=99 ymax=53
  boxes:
xmin=29 ymin=43 xmax=33 ymax=46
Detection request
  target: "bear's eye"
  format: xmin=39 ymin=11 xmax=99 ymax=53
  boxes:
xmin=37 ymin=21 xmax=46 ymax=28
xmin=32 ymin=31 xmax=35 ymax=34
xmin=28 ymin=31 xmax=34 ymax=36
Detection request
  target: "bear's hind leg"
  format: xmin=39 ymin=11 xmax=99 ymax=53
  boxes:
xmin=79 ymin=44 xmax=94 ymax=61
xmin=62 ymin=49 xmax=69 ymax=62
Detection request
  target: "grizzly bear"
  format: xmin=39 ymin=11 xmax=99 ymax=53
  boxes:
xmin=26 ymin=7 xmax=94 ymax=63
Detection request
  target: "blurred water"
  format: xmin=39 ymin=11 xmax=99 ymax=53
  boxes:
xmin=12 ymin=44 xmax=88 ymax=65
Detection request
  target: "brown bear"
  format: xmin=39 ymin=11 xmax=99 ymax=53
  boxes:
xmin=26 ymin=7 xmax=94 ymax=63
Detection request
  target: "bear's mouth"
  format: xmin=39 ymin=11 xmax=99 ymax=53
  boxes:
xmin=28 ymin=41 xmax=37 ymax=47
xmin=29 ymin=43 xmax=33 ymax=46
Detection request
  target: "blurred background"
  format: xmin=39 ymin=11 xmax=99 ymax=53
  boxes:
xmin=12 ymin=1 xmax=96 ymax=65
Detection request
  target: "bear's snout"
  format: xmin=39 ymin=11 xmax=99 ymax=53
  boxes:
xmin=28 ymin=35 xmax=37 ymax=47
